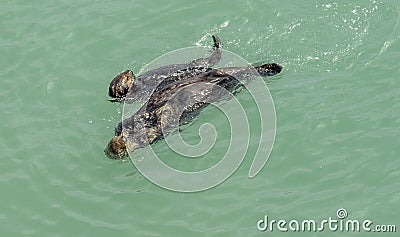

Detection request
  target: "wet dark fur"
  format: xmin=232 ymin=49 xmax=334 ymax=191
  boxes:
xmin=108 ymin=35 xmax=221 ymax=102
xmin=105 ymin=63 xmax=282 ymax=159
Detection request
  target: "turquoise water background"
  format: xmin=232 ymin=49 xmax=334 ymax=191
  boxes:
xmin=1 ymin=0 xmax=399 ymax=236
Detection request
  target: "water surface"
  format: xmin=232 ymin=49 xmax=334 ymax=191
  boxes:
xmin=1 ymin=0 xmax=399 ymax=236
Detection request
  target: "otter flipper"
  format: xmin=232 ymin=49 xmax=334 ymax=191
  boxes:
xmin=189 ymin=34 xmax=222 ymax=68
xmin=254 ymin=63 xmax=282 ymax=76
xmin=212 ymin=35 xmax=221 ymax=49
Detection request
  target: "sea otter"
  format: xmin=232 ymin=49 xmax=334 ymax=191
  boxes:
xmin=108 ymin=35 xmax=221 ymax=102
xmin=104 ymin=63 xmax=282 ymax=159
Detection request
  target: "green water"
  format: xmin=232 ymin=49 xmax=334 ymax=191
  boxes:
xmin=1 ymin=0 xmax=399 ymax=236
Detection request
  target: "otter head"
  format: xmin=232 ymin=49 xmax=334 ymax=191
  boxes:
xmin=108 ymin=70 xmax=135 ymax=98
xmin=104 ymin=134 xmax=141 ymax=160
xmin=104 ymin=135 xmax=129 ymax=159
